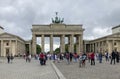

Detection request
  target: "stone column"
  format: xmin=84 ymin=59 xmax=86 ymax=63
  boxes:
xmin=84 ymin=42 xmax=86 ymax=53
xmin=41 ymin=35 xmax=45 ymax=52
xmin=112 ymin=40 xmax=115 ymax=51
xmin=106 ymin=40 xmax=112 ymax=54
xmin=1 ymin=40 xmax=3 ymax=56
xmin=32 ymin=34 xmax=36 ymax=54
xmin=9 ymin=40 xmax=12 ymax=54
xmin=95 ymin=43 xmax=97 ymax=53
xmin=80 ymin=35 xmax=83 ymax=52
xmin=68 ymin=34 xmax=74 ymax=53
xmin=76 ymin=35 xmax=80 ymax=53
xmin=98 ymin=42 xmax=100 ymax=52
xmin=15 ymin=40 xmax=18 ymax=55
xmin=117 ymin=40 xmax=120 ymax=52
xmin=70 ymin=34 xmax=74 ymax=53
xmin=60 ymin=35 xmax=65 ymax=53
xmin=50 ymin=34 xmax=53 ymax=53
xmin=92 ymin=43 xmax=94 ymax=52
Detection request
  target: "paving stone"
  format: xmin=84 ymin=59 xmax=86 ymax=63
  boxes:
xmin=55 ymin=59 xmax=120 ymax=79
xmin=0 ymin=58 xmax=58 ymax=79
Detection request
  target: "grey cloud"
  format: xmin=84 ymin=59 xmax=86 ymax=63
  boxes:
xmin=0 ymin=0 xmax=120 ymax=42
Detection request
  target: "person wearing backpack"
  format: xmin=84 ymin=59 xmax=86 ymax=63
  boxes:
xmin=82 ymin=53 xmax=87 ymax=67
xmin=66 ymin=52 xmax=70 ymax=64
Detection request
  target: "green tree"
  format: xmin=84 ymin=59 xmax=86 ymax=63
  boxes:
xmin=54 ymin=47 xmax=60 ymax=54
xmin=36 ymin=44 xmax=41 ymax=54
xmin=74 ymin=43 xmax=76 ymax=53
xmin=65 ymin=44 xmax=69 ymax=52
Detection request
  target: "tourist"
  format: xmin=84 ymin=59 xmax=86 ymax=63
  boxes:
xmin=73 ymin=53 xmax=78 ymax=62
xmin=110 ymin=50 xmax=116 ymax=65
xmin=7 ymin=54 xmax=10 ymax=63
xmin=82 ymin=53 xmax=87 ymax=67
xmin=10 ymin=53 xmax=14 ymax=63
xmin=39 ymin=52 xmax=44 ymax=65
xmin=66 ymin=52 xmax=70 ymax=64
xmin=96 ymin=52 xmax=99 ymax=61
xmin=116 ymin=51 xmax=119 ymax=63
xmin=90 ymin=52 xmax=95 ymax=65
xmin=87 ymin=52 xmax=91 ymax=63
xmin=98 ymin=52 xmax=102 ymax=63
xmin=28 ymin=54 xmax=31 ymax=62
xmin=25 ymin=52 xmax=29 ymax=62
xmin=70 ymin=52 xmax=73 ymax=62
xmin=43 ymin=53 xmax=47 ymax=65
xmin=105 ymin=51 xmax=109 ymax=62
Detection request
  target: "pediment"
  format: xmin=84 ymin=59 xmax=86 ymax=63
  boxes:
xmin=0 ymin=33 xmax=17 ymax=38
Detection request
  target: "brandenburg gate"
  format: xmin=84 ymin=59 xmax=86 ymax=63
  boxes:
xmin=31 ymin=13 xmax=84 ymax=54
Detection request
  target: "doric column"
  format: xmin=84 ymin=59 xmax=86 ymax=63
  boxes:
xmin=76 ymin=35 xmax=80 ymax=53
xmin=112 ymin=40 xmax=115 ymax=51
xmin=32 ymin=34 xmax=36 ymax=54
xmin=68 ymin=34 xmax=74 ymax=53
xmin=84 ymin=42 xmax=86 ymax=53
xmin=1 ymin=40 xmax=3 ymax=56
xmin=80 ymin=35 xmax=83 ymax=52
xmin=15 ymin=40 xmax=18 ymax=55
xmin=60 ymin=35 xmax=65 ymax=53
xmin=68 ymin=36 xmax=70 ymax=52
xmin=92 ymin=43 xmax=94 ymax=52
xmin=50 ymin=34 xmax=53 ymax=53
xmin=41 ymin=35 xmax=45 ymax=52
xmin=95 ymin=43 xmax=97 ymax=53
xmin=9 ymin=40 xmax=12 ymax=54
xmin=106 ymin=40 xmax=110 ymax=53
xmin=93 ymin=43 xmax=94 ymax=52
xmin=71 ymin=34 xmax=74 ymax=53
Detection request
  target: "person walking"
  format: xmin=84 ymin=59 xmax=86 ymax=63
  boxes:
xmin=39 ymin=52 xmax=44 ymax=65
xmin=90 ymin=52 xmax=95 ymax=65
xmin=66 ymin=52 xmax=70 ymax=64
xmin=82 ymin=53 xmax=87 ymax=67
xmin=73 ymin=53 xmax=78 ymax=62
xmin=7 ymin=54 xmax=10 ymax=63
xmin=70 ymin=52 xmax=73 ymax=62
xmin=110 ymin=50 xmax=116 ymax=65
xmin=28 ymin=54 xmax=31 ymax=62
xmin=105 ymin=51 xmax=109 ymax=62
xmin=10 ymin=53 xmax=14 ymax=63
xmin=99 ymin=52 xmax=102 ymax=63
xmin=116 ymin=51 xmax=119 ymax=63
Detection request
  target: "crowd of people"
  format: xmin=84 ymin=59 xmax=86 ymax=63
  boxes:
xmin=6 ymin=50 xmax=120 ymax=68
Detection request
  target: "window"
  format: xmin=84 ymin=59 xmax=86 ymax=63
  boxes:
xmin=6 ymin=43 xmax=9 ymax=46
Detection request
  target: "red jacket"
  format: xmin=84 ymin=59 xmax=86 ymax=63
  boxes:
xmin=40 ymin=53 xmax=44 ymax=59
xmin=91 ymin=53 xmax=95 ymax=59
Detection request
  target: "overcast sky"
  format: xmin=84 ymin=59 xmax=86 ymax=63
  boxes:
xmin=0 ymin=0 xmax=120 ymax=51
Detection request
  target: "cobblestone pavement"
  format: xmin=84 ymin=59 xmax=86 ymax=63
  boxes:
xmin=55 ymin=59 xmax=120 ymax=79
xmin=0 ymin=58 xmax=58 ymax=79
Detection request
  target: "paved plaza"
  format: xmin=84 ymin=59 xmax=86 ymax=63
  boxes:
xmin=0 ymin=58 xmax=59 ymax=79
xmin=0 ymin=58 xmax=120 ymax=79
xmin=55 ymin=59 xmax=120 ymax=79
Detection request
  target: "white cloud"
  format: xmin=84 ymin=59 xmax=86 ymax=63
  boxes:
xmin=0 ymin=0 xmax=120 ymax=50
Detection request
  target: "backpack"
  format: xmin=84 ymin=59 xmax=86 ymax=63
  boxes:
xmin=82 ymin=55 xmax=86 ymax=60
